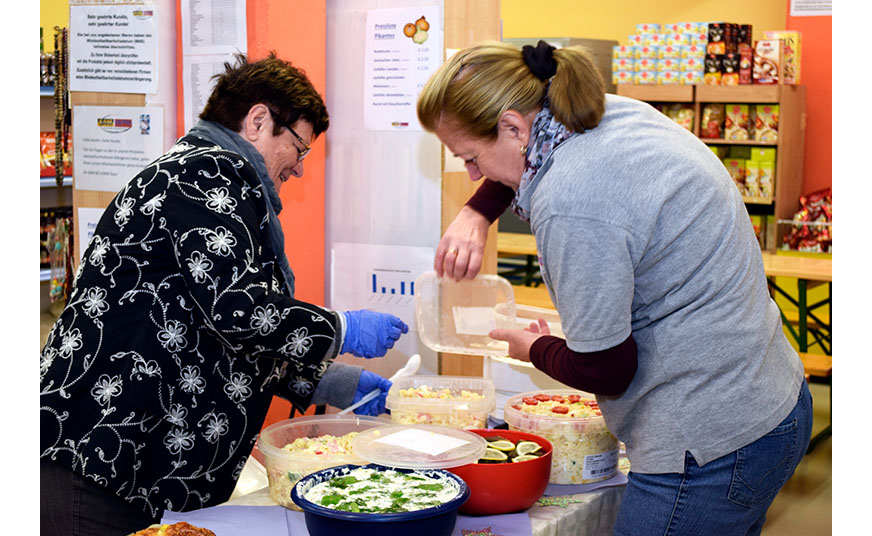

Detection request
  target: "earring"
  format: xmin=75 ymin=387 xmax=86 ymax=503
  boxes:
xmin=520 ymin=145 xmax=527 ymax=156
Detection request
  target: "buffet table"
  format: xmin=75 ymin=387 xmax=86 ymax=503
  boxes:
xmin=204 ymin=480 xmax=624 ymax=536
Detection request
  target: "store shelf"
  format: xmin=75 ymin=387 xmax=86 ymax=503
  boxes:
xmin=743 ymin=196 xmax=774 ymax=205
xmin=615 ymin=84 xmax=693 ymax=102
xmin=695 ymin=85 xmax=783 ymax=103
xmin=702 ymin=139 xmax=778 ymax=147
xmin=41 ymin=176 xmax=73 ymax=188
xmin=40 ymin=85 xmax=54 ymax=97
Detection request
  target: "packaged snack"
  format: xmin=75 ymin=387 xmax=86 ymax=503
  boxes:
xmin=628 ymin=34 xmax=645 ymax=46
xmin=657 ymin=71 xmax=681 ymax=85
xmin=763 ymin=30 xmax=801 ymax=84
xmin=40 ymin=131 xmax=73 ymax=177
xmin=724 ymin=104 xmax=750 ymax=140
xmin=680 ymin=57 xmax=703 ymax=72
xmin=723 ymin=158 xmax=746 ymax=195
xmin=749 ymin=147 xmax=776 ymax=162
xmin=753 ymin=104 xmax=779 ymax=142
xmin=662 ymin=103 xmax=694 ymax=131
xmin=680 ymin=70 xmax=702 ymax=85
xmin=657 ymin=58 xmax=679 ymax=72
xmin=633 ymin=71 xmax=656 ymax=85
xmin=658 ymin=45 xmax=682 ymax=59
xmin=738 ymin=43 xmax=754 ymax=84
xmin=664 ymin=32 xmax=689 ymax=46
xmin=636 ymin=23 xmax=661 ymax=34
xmin=613 ymin=70 xmax=633 ymax=85
xmin=704 ymin=54 xmax=723 ymax=85
xmin=749 ymin=215 xmax=765 ymax=248
xmin=613 ymin=57 xmax=635 ymax=72
xmin=683 ymin=44 xmax=706 ymax=58
xmin=700 ymin=103 xmax=725 ymax=138
xmin=782 ymin=188 xmax=831 ymax=253
xmin=645 ymin=33 xmax=664 ymax=47
xmin=744 ymin=160 xmax=761 ymax=197
xmin=758 ymin=161 xmax=775 ymax=198
xmin=613 ymin=45 xmax=636 ymax=59
xmin=722 ymin=53 xmax=740 ymax=85
xmin=707 ymin=23 xmax=727 ymax=55
xmin=635 ymin=45 xmax=657 ymax=59
xmin=688 ymin=31 xmax=709 ymax=46
xmin=635 ymin=58 xmax=657 ymax=72
xmin=753 ymin=39 xmax=782 ymax=84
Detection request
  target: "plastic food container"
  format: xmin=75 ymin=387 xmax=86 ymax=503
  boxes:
xmin=385 ymin=375 xmax=496 ymax=429
xmin=257 ymin=415 xmax=391 ymax=510
xmin=447 ymin=429 xmax=552 ymax=515
xmin=503 ymin=389 xmax=619 ymax=484
xmin=291 ymin=463 xmax=470 ymax=536
xmin=352 ymin=424 xmax=487 ymax=469
xmin=414 ymin=271 xmax=517 ymax=357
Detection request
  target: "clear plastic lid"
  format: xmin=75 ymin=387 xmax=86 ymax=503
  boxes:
xmin=385 ymin=375 xmax=496 ymax=414
xmin=352 ymin=424 xmax=487 ymax=469
xmin=414 ymin=271 xmax=517 ymax=356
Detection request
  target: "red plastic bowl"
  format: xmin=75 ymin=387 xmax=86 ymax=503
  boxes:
xmin=447 ymin=429 xmax=552 ymax=516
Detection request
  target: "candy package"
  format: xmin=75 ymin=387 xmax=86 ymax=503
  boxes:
xmin=700 ymin=103 xmax=725 ymax=138
xmin=782 ymin=188 xmax=832 ymax=253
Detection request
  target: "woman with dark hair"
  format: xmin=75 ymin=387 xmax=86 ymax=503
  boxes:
xmin=40 ymin=53 xmax=407 ymax=535
xmin=418 ymin=41 xmax=811 ymax=535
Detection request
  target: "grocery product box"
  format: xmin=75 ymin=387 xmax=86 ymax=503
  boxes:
xmin=635 ymin=45 xmax=657 ymax=59
xmin=723 ymin=158 xmax=746 ymax=195
xmin=628 ymin=34 xmax=645 ymax=46
xmin=613 ymin=45 xmax=636 ymax=59
xmin=613 ymin=70 xmax=633 ymax=85
xmin=749 ymin=147 xmax=777 ymax=162
xmin=752 ymin=39 xmax=783 ymax=84
xmin=725 ymin=104 xmax=750 ymax=140
xmin=664 ymin=32 xmax=689 ymax=46
xmin=700 ymin=103 xmax=725 ymax=138
xmin=680 ymin=57 xmax=703 ymax=72
xmin=753 ymin=104 xmax=779 ymax=142
xmin=645 ymin=33 xmax=664 ymax=47
xmin=704 ymin=54 xmax=723 ymax=85
xmin=722 ymin=53 xmax=740 ymax=85
xmin=763 ymin=30 xmax=801 ymax=84
xmin=707 ymin=22 xmax=727 ymax=55
xmin=682 ymin=44 xmax=706 ymax=58
xmin=744 ymin=160 xmax=761 ymax=196
xmin=667 ymin=22 xmax=701 ymax=34
xmin=680 ymin=70 xmax=702 ymax=85
xmin=613 ymin=57 xmax=635 ymax=72
xmin=657 ymin=58 xmax=679 ymax=72
xmin=635 ymin=58 xmax=657 ymax=72
xmin=738 ymin=43 xmax=754 ymax=84
xmin=658 ymin=45 xmax=683 ymax=59
xmin=657 ymin=71 xmax=681 ymax=85
xmin=636 ymin=23 xmax=661 ymax=34
xmin=634 ymin=71 xmax=657 ymax=84
xmin=759 ymin=161 xmax=774 ymax=198
xmin=728 ymin=146 xmax=752 ymax=159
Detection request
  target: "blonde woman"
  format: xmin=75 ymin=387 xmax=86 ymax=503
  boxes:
xmin=418 ymin=40 xmax=810 ymax=536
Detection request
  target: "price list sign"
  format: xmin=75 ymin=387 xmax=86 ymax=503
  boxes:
xmin=362 ymin=6 xmax=442 ymax=131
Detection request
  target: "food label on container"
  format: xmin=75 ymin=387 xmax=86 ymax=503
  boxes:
xmin=374 ymin=428 xmax=469 ymax=456
xmin=452 ymin=306 xmax=496 ymax=336
xmin=583 ymin=448 xmax=619 ymax=481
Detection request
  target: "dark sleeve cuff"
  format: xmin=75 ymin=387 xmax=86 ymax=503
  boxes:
xmin=529 ymin=335 xmax=638 ymax=396
xmin=465 ymin=179 xmax=516 ymax=223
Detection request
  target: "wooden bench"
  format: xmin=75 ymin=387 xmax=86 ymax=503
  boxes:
xmin=799 ymin=352 xmax=832 ymax=453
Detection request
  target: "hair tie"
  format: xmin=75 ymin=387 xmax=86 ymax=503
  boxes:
xmin=522 ymin=40 xmax=557 ymax=81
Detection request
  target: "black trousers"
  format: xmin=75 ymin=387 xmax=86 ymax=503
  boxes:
xmin=40 ymin=458 xmax=161 ymax=536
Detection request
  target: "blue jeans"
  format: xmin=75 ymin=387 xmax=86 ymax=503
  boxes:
xmin=614 ymin=380 xmax=813 ymax=536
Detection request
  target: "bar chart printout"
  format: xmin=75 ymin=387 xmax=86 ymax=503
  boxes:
xmin=371 ymin=270 xmax=416 ymax=302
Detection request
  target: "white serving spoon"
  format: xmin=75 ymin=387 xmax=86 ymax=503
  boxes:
xmin=338 ymin=354 xmax=421 ymax=415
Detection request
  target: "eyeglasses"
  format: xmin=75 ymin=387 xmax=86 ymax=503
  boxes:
xmin=269 ymin=110 xmax=312 ymax=161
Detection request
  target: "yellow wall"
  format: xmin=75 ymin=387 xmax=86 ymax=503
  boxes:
xmin=501 ymin=0 xmax=787 ymax=42
xmin=40 ymin=0 xmax=69 ymax=53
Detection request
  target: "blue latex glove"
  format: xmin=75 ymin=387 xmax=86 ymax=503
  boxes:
xmin=341 ymin=310 xmax=409 ymax=358
xmin=352 ymin=371 xmax=392 ymax=416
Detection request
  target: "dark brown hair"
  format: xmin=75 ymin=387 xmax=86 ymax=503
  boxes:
xmin=200 ymin=52 xmax=329 ymax=137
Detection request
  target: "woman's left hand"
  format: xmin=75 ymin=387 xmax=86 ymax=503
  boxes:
xmin=489 ymin=318 xmax=550 ymax=362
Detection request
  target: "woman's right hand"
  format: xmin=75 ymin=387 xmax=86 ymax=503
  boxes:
xmin=435 ymin=205 xmax=490 ymax=281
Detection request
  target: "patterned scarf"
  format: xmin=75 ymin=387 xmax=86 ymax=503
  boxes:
xmin=511 ymin=96 xmax=573 ymax=223
xmin=188 ymin=120 xmax=296 ymax=297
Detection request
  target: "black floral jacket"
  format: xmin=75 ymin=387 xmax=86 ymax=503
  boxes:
xmin=40 ymin=134 xmax=340 ymax=515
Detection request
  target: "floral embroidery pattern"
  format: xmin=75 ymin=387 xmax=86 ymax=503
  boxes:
xmin=40 ymin=134 xmax=339 ymax=517
xmin=91 ymin=374 xmax=123 ymax=406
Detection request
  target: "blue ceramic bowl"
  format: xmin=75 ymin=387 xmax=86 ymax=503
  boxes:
xmin=291 ymin=463 xmax=470 ymax=536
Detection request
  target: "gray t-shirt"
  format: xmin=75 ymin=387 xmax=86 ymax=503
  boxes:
xmin=521 ymin=94 xmax=804 ymax=474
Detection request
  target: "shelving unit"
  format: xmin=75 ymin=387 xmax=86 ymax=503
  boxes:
xmin=617 ymin=84 xmax=806 ymax=250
